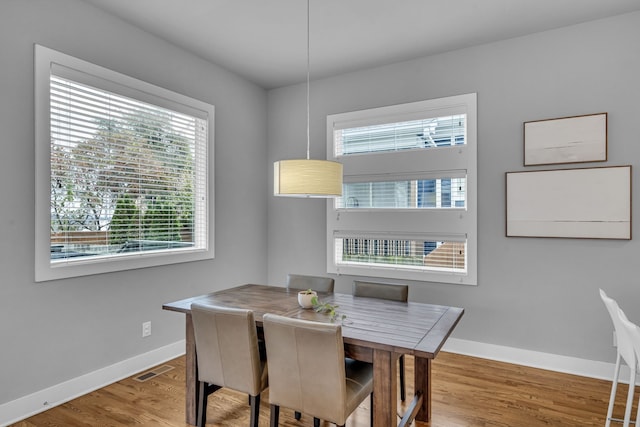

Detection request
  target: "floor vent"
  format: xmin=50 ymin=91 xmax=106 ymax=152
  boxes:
xmin=134 ymin=365 xmax=174 ymax=382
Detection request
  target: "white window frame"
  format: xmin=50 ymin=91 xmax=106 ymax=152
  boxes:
xmin=326 ymin=93 xmax=477 ymax=285
xmin=34 ymin=45 xmax=214 ymax=282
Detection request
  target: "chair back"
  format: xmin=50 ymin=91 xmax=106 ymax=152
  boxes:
xmin=600 ymin=289 xmax=635 ymax=367
xmin=190 ymin=303 xmax=266 ymax=396
xmin=353 ymin=280 xmax=408 ymax=302
xmin=618 ymin=307 xmax=640 ymax=365
xmin=263 ymin=313 xmax=348 ymax=424
xmin=287 ymin=274 xmax=335 ymax=292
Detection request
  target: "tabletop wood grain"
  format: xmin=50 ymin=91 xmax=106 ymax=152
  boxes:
xmin=163 ymin=283 xmax=463 ymax=358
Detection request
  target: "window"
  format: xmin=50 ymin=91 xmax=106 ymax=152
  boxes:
xmin=35 ymin=45 xmax=214 ymax=281
xmin=326 ymin=93 xmax=477 ymax=285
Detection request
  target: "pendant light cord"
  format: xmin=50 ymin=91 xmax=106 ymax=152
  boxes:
xmin=306 ymin=0 xmax=310 ymax=160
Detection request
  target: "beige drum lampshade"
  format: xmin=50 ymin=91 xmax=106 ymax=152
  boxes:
xmin=274 ymin=159 xmax=343 ymax=197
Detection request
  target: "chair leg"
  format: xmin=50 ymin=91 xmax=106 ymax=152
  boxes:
xmin=294 ymin=411 xmax=301 ymax=420
xmin=623 ymin=366 xmax=636 ymax=427
xmin=197 ymin=381 xmax=208 ymax=427
xmin=313 ymin=417 xmax=320 ymax=427
xmin=249 ymin=394 xmax=260 ymax=427
xmin=269 ymin=404 xmax=279 ymax=427
xmin=370 ymin=392 xmax=373 ymax=426
xmin=399 ymin=354 xmax=406 ymax=401
xmin=606 ymin=354 xmax=622 ymax=427
xmin=636 ymin=392 xmax=640 ymax=427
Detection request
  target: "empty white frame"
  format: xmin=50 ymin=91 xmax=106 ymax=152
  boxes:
xmin=506 ymin=166 xmax=631 ymax=239
xmin=524 ymin=113 xmax=607 ymax=166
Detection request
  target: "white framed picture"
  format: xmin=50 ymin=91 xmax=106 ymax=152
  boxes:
xmin=506 ymin=166 xmax=631 ymax=239
xmin=524 ymin=113 xmax=607 ymax=166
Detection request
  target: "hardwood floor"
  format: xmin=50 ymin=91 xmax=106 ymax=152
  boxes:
xmin=12 ymin=352 xmax=632 ymax=426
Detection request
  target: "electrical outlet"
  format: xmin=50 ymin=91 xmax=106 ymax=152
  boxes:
xmin=142 ymin=321 xmax=151 ymax=338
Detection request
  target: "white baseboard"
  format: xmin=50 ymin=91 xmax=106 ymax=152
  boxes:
xmin=0 ymin=338 xmax=622 ymax=426
xmin=0 ymin=340 xmax=185 ymax=427
xmin=443 ymin=337 xmax=623 ymax=382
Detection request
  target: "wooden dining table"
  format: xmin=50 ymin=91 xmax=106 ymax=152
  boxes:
xmin=163 ymin=284 xmax=464 ymax=427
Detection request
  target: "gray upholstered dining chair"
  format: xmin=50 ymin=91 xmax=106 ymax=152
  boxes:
xmin=190 ymin=303 xmax=268 ymax=427
xmin=353 ymin=280 xmax=409 ymax=401
xmin=286 ymin=273 xmax=335 ymax=293
xmin=262 ymin=313 xmax=373 ymax=427
xmin=286 ymin=273 xmax=335 ymax=421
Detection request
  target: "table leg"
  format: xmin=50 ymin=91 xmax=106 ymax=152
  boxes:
xmin=414 ymin=356 xmax=432 ymax=423
xmin=372 ymin=348 xmax=397 ymax=427
xmin=185 ymin=313 xmax=198 ymax=425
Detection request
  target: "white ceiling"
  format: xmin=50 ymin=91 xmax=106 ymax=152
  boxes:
xmin=81 ymin=0 xmax=640 ymax=89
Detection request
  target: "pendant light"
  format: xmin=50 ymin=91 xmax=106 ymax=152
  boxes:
xmin=273 ymin=0 xmax=343 ymax=197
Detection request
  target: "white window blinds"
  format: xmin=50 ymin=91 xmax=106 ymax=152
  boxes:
xmin=335 ymin=114 xmax=466 ymax=155
xmin=50 ymin=75 xmax=207 ymax=257
xmin=35 ymin=45 xmax=214 ymax=281
xmin=326 ymin=94 xmax=477 ymax=285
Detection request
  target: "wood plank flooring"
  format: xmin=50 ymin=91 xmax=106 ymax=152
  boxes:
xmin=11 ymin=352 xmax=633 ymax=426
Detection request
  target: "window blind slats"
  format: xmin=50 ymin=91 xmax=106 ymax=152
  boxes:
xmin=327 ymin=93 xmax=476 ymax=284
xmin=335 ymin=115 xmax=466 ymax=156
xmin=50 ymin=62 xmax=210 ymax=120
xmin=334 ymin=237 xmax=466 ymax=274
xmin=337 ymin=177 xmax=466 ymax=209
xmin=49 ymin=73 xmax=206 ymax=262
xmin=36 ymin=45 xmax=214 ymax=281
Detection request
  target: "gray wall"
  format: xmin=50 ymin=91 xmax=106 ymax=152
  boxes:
xmin=0 ymin=0 xmax=268 ymax=405
xmin=267 ymin=11 xmax=640 ymax=363
xmin=3 ymin=0 xmax=639 ymax=411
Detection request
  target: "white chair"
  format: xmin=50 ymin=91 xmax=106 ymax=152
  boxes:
xmin=600 ymin=289 xmax=636 ymax=427
xmin=618 ymin=306 xmax=640 ymax=427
